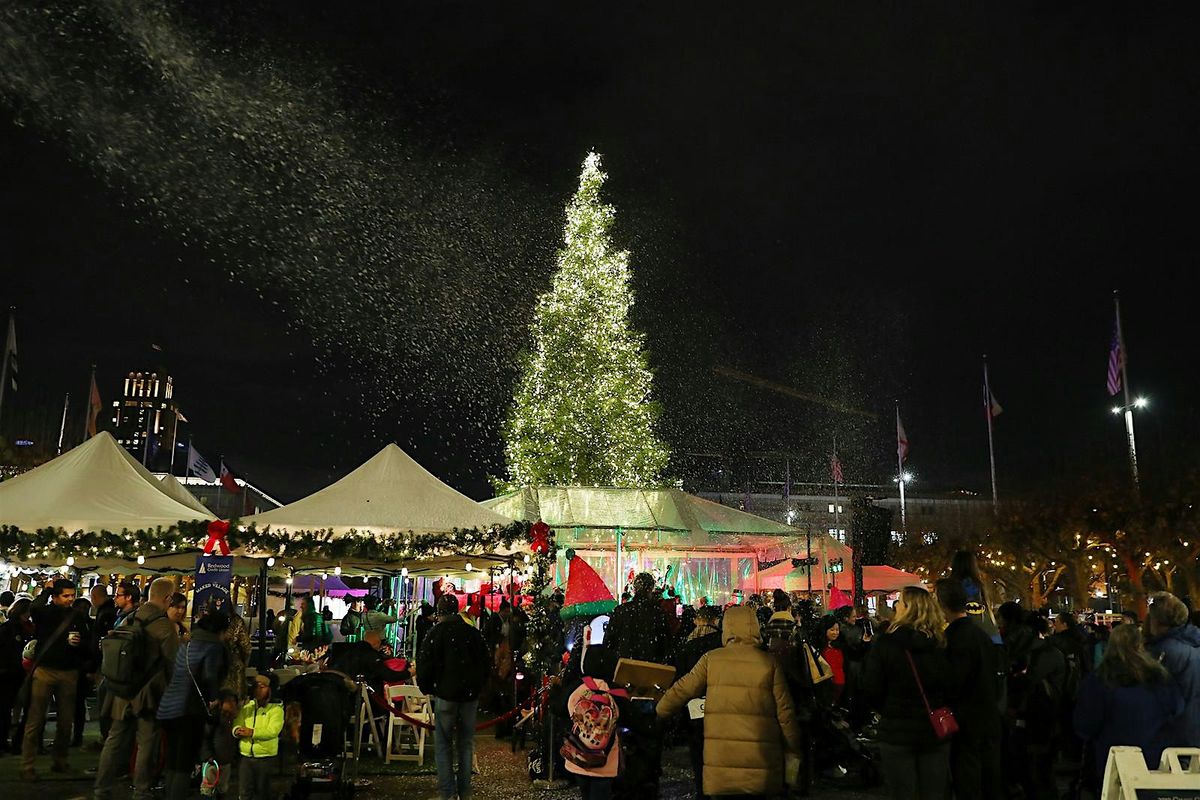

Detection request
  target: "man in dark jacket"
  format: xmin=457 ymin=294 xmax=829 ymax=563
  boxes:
xmin=93 ymin=577 xmax=180 ymax=800
xmin=418 ymin=594 xmax=489 ymax=800
xmin=936 ymin=579 xmax=1002 ymax=800
xmin=1146 ymin=591 xmax=1200 ymax=748
xmin=21 ymin=579 xmax=89 ymax=780
xmin=605 ymin=573 xmax=672 ymax=665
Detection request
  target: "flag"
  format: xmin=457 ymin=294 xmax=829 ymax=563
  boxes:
xmin=896 ymin=410 xmax=909 ymax=464
xmin=986 ymin=388 xmax=1003 ymax=419
xmin=187 ymin=444 xmax=217 ymax=482
xmin=2 ymin=313 xmax=16 ymax=392
xmin=220 ymin=460 xmax=242 ymax=494
xmin=1107 ymin=326 xmax=1123 ymax=396
xmin=831 ymin=454 xmax=844 ymax=484
xmin=87 ymin=371 xmax=102 ymax=438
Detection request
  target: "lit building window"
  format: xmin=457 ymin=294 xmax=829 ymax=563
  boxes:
xmin=828 ymin=504 xmax=835 ymax=513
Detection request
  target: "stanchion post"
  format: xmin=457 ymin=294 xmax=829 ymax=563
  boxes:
xmin=256 ymin=559 xmax=270 ymax=670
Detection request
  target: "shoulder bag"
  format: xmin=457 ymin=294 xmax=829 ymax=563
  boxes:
xmin=905 ymin=649 xmax=958 ymax=739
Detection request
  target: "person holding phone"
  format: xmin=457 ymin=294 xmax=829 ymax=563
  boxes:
xmin=21 ymin=578 xmax=89 ymax=780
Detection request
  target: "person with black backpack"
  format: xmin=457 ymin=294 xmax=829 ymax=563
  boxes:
xmin=93 ymin=577 xmax=180 ymax=800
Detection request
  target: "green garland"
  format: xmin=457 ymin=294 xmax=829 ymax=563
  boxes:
xmin=520 ymin=534 xmax=559 ymax=676
xmin=0 ymin=520 xmax=532 ymax=565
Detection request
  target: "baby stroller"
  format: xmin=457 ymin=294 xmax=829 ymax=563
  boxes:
xmin=280 ymin=670 xmax=358 ymax=800
xmin=809 ymin=704 xmax=880 ymax=789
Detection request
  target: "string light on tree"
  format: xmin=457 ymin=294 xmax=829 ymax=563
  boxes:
xmin=502 ymin=151 xmax=670 ymax=488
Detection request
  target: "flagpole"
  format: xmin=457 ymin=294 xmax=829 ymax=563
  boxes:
xmin=83 ymin=365 xmax=97 ymax=440
xmin=896 ymin=403 xmax=907 ymax=531
xmin=141 ymin=404 xmax=152 ymax=466
xmin=217 ymin=456 xmax=224 ymax=517
xmin=57 ymin=393 xmax=70 ymax=455
xmin=0 ymin=308 xmax=14 ymax=429
xmin=984 ymin=356 xmax=999 ymax=514
xmin=1114 ymin=291 xmax=1140 ymax=494
xmin=832 ymin=435 xmax=841 ymax=541
xmin=170 ymin=407 xmax=181 ymax=477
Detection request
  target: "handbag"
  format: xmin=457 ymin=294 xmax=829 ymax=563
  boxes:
xmin=905 ymin=649 xmax=958 ymax=739
xmin=805 ymin=645 xmax=833 ymax=685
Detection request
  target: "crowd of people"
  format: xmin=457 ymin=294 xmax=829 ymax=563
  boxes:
xmin=2 ymin=553 xmax=1198 ymax=800
xmin=508 ymin=553 xmax=1200 ymax=800
xmin=0 ymin=578 xmax=284 ymax=800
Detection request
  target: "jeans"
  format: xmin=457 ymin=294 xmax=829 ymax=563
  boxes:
xmin=433 ymin=697 xmax=477 ymax=800
xmin=93 ymin=712 xmax=162 ymax=800
xmin=22 ymin=666 xmax=78 ymax=771
xmin=577 ymin=775 xmax=614 ymax=800
xmin=876 ymin=740 xmax=950 ymax=800
xmin=161 ymin=715 xmax=205 ymax=800
xmin=239 ymin=755 xmax=276 ymax=800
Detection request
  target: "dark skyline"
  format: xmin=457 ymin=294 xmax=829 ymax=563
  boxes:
xmin=3 ymin=1 xmax=1199 ymax=502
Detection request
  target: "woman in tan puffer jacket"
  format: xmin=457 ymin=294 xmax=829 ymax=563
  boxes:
xmin=656 ymin=605 xmax=803 ymax=796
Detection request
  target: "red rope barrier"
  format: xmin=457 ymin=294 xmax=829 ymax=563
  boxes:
xmin=369 ymin=687 xmax=544 ymax=732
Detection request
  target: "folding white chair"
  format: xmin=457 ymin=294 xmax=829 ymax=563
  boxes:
xmin=384 ymin=684 xmax=433 ymax=765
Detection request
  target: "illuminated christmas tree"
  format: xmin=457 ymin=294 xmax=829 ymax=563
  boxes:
xmin=503 ymin=152 xmax=670 ymax=487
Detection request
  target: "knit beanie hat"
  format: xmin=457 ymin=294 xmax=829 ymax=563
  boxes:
xmin=560 ymin=549 xmax=616 ymax=621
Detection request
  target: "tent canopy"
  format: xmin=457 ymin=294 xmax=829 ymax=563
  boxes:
xmin=158 ymin=473 xmax=213 ymax=516
xmin=0 ymin=432 xmax=215 ymax=534
xmin=834 ymin=565 xmax=925 ymax=593
xmin=759 ymin=563 xmax=924 ymax=594
xmin=485 ymin=485 xmax=848 ymax=557
xmin=242 ymin=443 xmax=514 ymax=537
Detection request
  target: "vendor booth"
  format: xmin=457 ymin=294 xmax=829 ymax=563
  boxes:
xmin=485 ymin=485 xmax=851 ymax=604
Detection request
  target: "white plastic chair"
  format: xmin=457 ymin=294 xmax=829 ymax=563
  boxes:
xmin=384 ymin=684 xmax=433 ymax=765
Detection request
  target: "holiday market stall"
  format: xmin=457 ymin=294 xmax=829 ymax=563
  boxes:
xmin=0 ymin=431 xmax=216 ymax=570
xmin=485 ymin=485 xmax=851 ymax=604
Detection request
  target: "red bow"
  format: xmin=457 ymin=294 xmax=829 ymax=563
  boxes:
xmin=203 ymin=520 xmax=231 ymax=556
xmin=529 ymin=520 xmax=551 ymax=555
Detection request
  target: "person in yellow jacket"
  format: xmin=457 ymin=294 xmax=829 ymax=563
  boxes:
xmin=232 ymin=674 xmax=284 ymax=800
xmin=656 ymin=605 xmax=804 ymax=798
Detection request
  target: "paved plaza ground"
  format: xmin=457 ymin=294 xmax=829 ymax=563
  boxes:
xmin=0 ymin=718 xmax=885 ymax=799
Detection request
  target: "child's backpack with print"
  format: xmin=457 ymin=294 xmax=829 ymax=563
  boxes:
xmin=560 ymin=676 xmax=627 ymax=769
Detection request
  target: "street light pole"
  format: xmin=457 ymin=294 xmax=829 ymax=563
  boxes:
xmin=1113 ymin=291 xmax=1140 ymax=495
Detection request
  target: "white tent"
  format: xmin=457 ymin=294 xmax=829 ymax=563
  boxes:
xmin=158 ymin=473 xmax=213 ymax=516
xmin=241 ymin=443 xmax=515 ymax=537
xmin=0 ymin=431 xmax=216 ymax=533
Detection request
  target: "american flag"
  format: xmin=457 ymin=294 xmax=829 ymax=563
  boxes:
xmin=1107 ymin=326 xmax=1124 ymax=396
xmin=897 ymin=411 xmax=910 ymax=464
xmin=831 ymin=454 xmax=844 ymax=484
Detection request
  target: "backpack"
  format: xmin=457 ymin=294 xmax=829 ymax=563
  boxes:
xmin=560 ymin=676 xmax=627 ymax=770
xmin=339 ymin=610 xmax=362 ymax=638
xmin=99 ymin=608 xmax=164 ymax=700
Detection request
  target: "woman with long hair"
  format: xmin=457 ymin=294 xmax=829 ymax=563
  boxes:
xmin=863 ymin=586 xmax=953 ymax=800
xmin=1074 ymin=623 xmax=1183 ymax=788
xmin=811 ymin=616 xmax=847 ymax=704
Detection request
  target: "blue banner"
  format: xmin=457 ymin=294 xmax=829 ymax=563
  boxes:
xmin=194 ymin=555 xmax=234 ymax=619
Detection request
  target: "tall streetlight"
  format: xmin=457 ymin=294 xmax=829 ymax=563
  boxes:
xmin=894 ymin=471 xmax=914 ymax=530
xmin=1111 ymin=396 xmax=1147 ymax=491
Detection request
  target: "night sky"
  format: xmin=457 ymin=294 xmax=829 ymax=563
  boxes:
xmin=3 ymin=1 xmax=1199 ymax=502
